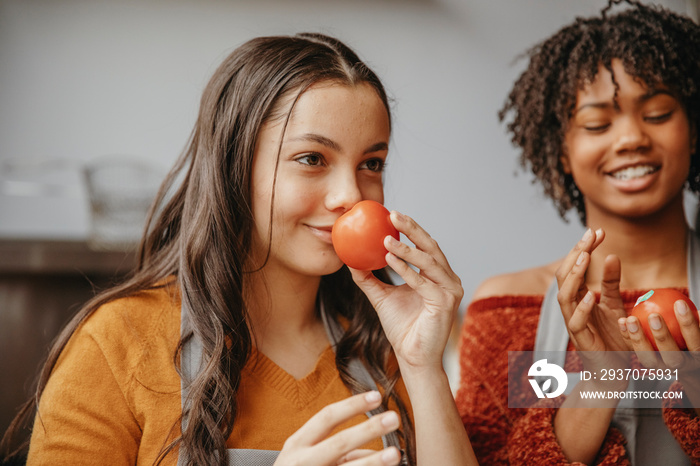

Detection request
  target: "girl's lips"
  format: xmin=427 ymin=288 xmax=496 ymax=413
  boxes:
xmin=604 ymin=167 xmax=660 ymax=193
xmin=307 ymin=225 xmax=333 ymax=244
xmin=605 ymin=164 xmax=659 ymax=180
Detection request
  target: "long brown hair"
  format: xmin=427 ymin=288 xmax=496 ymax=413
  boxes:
xmin=1 ymin=33 xmax=415 ymax=465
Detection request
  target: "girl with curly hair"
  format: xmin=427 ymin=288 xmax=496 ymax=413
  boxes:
xmin=456 ymin=1 xmax=700 ymax=464
xmin=1 ymin=33 xmax=476 ymax=466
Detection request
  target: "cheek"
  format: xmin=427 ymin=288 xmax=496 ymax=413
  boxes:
xmin=251 ymin=183 xmax=273 ymax=234
xmin=659 ymin=126 xmax=693 ymax=175
xmin=675 ymin=132 xmax=693 ymax=162
xmin=358 ymin=178 xmax=385 ymax=205
xmin=564 ymin=137 xmax=606 ymax=175
xmin=250 ymin=176 xmax=285 ymax=254
xmin=272 ymin=180 xmax=319 ymax=223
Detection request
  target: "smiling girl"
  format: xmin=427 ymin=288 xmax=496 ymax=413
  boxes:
xmin=1 ymin=33 xmax=476 ymax=466
xmin=456 ymin=1 xmax=700 ymax=465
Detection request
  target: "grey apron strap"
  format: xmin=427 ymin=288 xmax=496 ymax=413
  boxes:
xmin=532 ymin=279 xmax=580 ymax=393
xmin=178 ymin=302 xmax=204 ymax=466
xmin=534 ymin=279 xmax=568 ymax=366
xmin=532 ymin=231 xmax=699 ymax=465
xmin=179 ymin=299 xmax=402 ymax=465
xmin=225 ymin=449 xmax=278 ymax=465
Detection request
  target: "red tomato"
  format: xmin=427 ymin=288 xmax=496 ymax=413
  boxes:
xmin=630 ymin=289 xmax=699 ymax=350
xmin=331 ymin=200 xmax=399 ymax=270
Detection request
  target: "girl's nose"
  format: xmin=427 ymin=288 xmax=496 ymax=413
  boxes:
xmin=613 ymin=116 xmax=651 ymax=154
xmin=325 ymin=171 xmax=363 ymax=213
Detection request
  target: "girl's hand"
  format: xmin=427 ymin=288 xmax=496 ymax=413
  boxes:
xmin=555 ymin=228 xmax=628 ymax=355
xmin=619 ymin=301 xmax=700 ymax=373
xmin=349 ymin=211 xmax=463 ymax=371
xmin=274 ymin=391 xmax=401 ymax=466
xmin=619 ymin=303 xmax=700 ymax=417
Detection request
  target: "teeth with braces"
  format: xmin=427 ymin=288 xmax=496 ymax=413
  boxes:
xmin=612 ymin=165 xmax=656 ymax=180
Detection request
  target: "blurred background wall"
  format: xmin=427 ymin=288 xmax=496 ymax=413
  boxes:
xmin=1 ymin=0 xmax=697 ymax=448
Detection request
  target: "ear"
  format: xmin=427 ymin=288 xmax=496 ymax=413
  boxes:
xmin=560 ymin=154 xmax=572 ymax=174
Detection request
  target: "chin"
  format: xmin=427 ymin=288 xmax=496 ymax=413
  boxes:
xmin=590 ymin=194 xmax=680 ymax=221
xmin=299 ymin=258 xmax=345 ymax=277
xmin=320 ymin=261 xmax=345 ymax=276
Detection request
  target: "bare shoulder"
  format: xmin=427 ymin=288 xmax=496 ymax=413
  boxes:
xmin=471 ymin=260 xmax=563 ymax=301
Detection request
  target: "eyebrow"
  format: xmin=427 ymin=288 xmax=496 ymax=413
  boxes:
xmin=639 ymin=89 xmax=675 ymax=102
xmin=364 ymin=142 xmax=389 ymax=154
xmin=288 ymin=133 xmax=388 ymax=154
xmin=573 ymin=89 xmax=676 ymax=115
xmin=289 ymin=133 xmax=341 ymax=151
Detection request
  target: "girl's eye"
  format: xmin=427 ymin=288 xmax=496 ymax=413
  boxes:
xmin=645 ymin=111 xmax=673 ymax=123
xmin=575 ymin=114 xmax=611 ymax=133
xmin=583 ymin=123 xmax=610 ymax=133
xmin=360 ymin=158 xmax=385 ymax=172
xmin=296 ymin=154 xmax=324 ymax=166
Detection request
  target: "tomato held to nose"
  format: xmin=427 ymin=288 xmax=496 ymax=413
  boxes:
xmin=630 ymin=289 xmax=699 ymax=350
xmin=332 ymin=200 xmax=400 ymax=270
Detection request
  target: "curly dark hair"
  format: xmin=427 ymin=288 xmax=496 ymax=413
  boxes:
xmin=499 ymin=0 xmax=700 ymax=224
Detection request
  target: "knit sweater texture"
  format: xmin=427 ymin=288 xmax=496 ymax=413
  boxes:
xmin=27 ymin=284 xmax=411 ymax=465
xmin=455 ymin=290 xmax=700 ymax=465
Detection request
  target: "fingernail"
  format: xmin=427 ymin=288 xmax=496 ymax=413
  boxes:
xmin=582 ymin=229 xmax=592 ymax=241
xmin=675 ymin=300 xmax=689 ymax=316
xmin=595 ymin=228 xmax=603 ymax=238
xmin=392 ymin=211 xmax=406 ymax=222
xmin=618 ymin=318 xmax=627 ymax=333
xmin=365 ymin=391 xmax=381 ymax=403
xmin=627 ymin=319 xmax=639 ymax=333
xmin=385 ymin=235 xmax=400 ymax=247
xmin=649 ymin=314 xmax=662 ymax=330
xmin=381 ymin=411 xmax=399 ymax=428
xmin=381 ymin=448 xmax=400 ymax=464
xmin=583 ymin=291 xmax=593 ymax=304
xmin=576 ymin=252 xmax=585 ymax=265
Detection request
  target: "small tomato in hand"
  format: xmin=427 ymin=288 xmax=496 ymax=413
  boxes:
xmin=631 ymin=289 xmax=699 ymax=350
xmin=332 ymin=200 xmax=399 ymax=270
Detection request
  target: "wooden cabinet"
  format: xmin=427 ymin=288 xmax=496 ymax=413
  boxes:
xmin=0 ymin=240 xmax=134 ymax=460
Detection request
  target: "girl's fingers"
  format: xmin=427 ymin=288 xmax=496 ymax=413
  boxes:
xmin=279 ymin=393 xmax=401 ymax=466
xmin=340 ymin=447 xmax=401 ymax=466
xmin=383 ymin=252 xmax=457 ymax=311
xmin=591 ymin=228 xmax=606 ymax=250
xmin=286 ymin=391 xmax=383 ymax=448
xmin=382 ymin=213 xmax=462 ymax=301
xmin=646 ymin=314 xmax=680 ymax=351
xmin=389 ymin=211 xmax=451 ymax=271
xmin=338 ymin=449 xmax=375 ymax=463
xmin=622 ymin=316 xmax=662 ymax=368
xmin=349 ymin=267 xmax=390 ymax=303
xmin=568 ymin=291 xmax=595 ymax=333
xmin=556 ymin=250 xmax=591 ymax=324
xmin=675 ymin=300 xmax=700 ymax=352
xmin=383 ymin=235 xmax=461 ymax=297
xmin=599 ymin=255 xmax=623 ymax=311
xmin=645 ymin=313 xmax=686 ymax=368
xmin=555 ymin=228 xmax=601 ymax=288
xmin=618 ymin=318 xmax=634 ymax=350
xmin=314 ymin=411 xmax=400 ymax=465
xmin=567 ymin=290 xmax=595 ymax=348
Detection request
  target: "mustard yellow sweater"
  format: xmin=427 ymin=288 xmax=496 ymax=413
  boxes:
xmin=27 ymin=284 xmax=411 ymax=465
